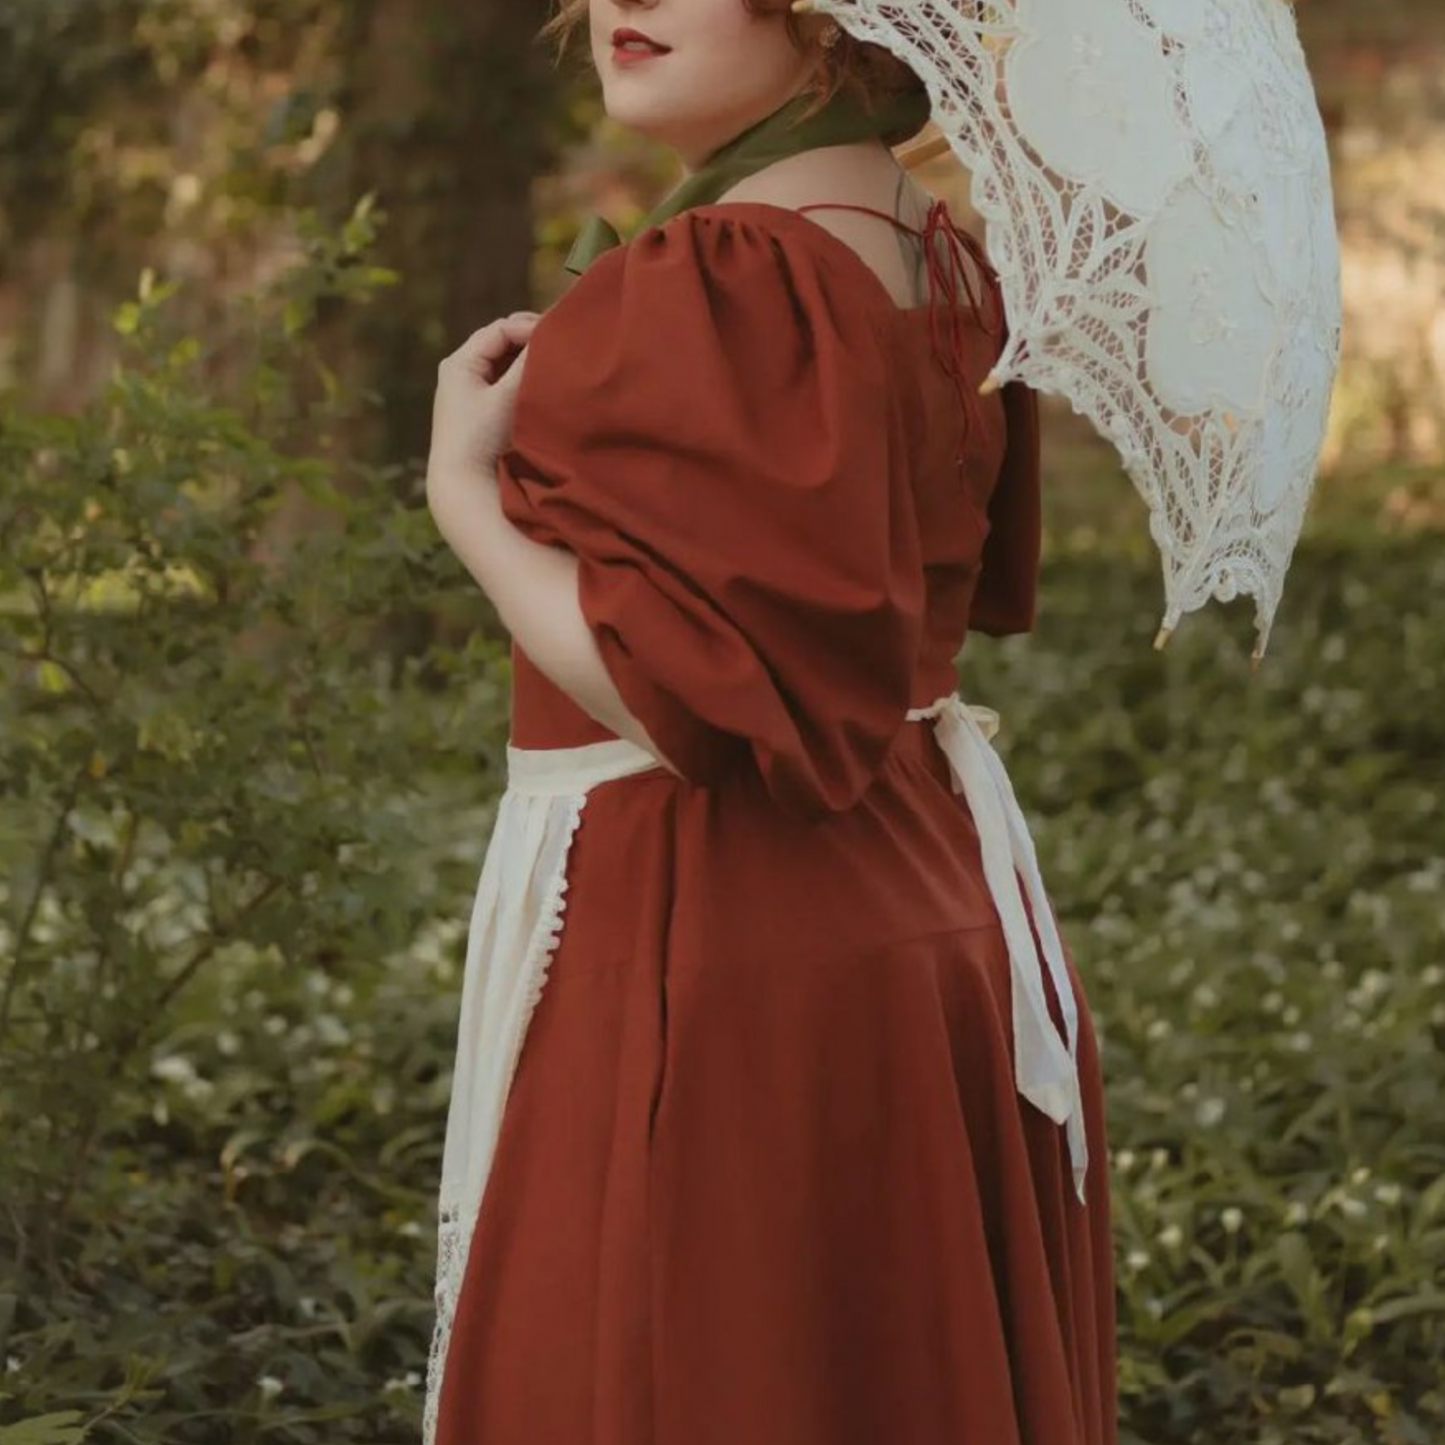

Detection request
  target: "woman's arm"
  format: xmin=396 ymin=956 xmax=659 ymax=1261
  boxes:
xmin=427 ymin=461 xmax=684 ymax=778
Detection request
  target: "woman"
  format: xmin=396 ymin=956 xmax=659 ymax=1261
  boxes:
xmin=422 ymin=2 xmax=1117 ymax=1443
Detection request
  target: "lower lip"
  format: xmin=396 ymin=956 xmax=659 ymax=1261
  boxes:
xmin=612 ymin=44 xmax=670 ymax=66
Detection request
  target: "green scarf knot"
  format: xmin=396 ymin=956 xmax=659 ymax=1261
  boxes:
xmin=565 ymin=85 xmax=932 ymax=277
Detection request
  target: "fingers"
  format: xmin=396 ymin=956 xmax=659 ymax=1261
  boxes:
xmin=442 ymin=312 xmax=543 ymax=382
xmin=489 ymin=345 xmax=531 ymax=395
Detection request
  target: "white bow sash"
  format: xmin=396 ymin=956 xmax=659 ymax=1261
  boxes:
xmin=907 ymin=694 xmax=1089 ymax=1206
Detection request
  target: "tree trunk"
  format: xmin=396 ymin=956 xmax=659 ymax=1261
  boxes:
xmin=332 ymin=0 xmax=559 ymax=467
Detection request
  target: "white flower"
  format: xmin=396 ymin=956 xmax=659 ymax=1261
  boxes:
xmin=314 ymin=1012 xmax=351 ymax=1047
xmin=258 ymin=1375 xmax=284 ymax=1399
xmin=1284 ymin=1200 xmax=1309 ymax=1226
xmin=1354 ymin=969 xmax=1390 ymax=1002
xmin=1221 ymin=1207 xmax=1244 ymax=1234
xmin=151 ymin=1054 xmax=199 ymax=1085
xmin=1159 ymin=1223 xmax=1184 ymax=1249
xmin=1126 ymin=1248 xmax=1150 ymax=1270
xmin=1195 ymin=1097 xmax=1226 ymax=1128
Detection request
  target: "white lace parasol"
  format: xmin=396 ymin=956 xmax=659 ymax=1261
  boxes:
xmin=794 ymin=0 xmax=1343 ymax=661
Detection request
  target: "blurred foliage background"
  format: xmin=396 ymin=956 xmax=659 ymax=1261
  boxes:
xmin=0 ymin=2 xmax=1441 ymax=1443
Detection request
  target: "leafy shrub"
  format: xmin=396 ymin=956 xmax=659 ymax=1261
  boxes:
xmin=0 ymin=200 xmax=510 ymax=1442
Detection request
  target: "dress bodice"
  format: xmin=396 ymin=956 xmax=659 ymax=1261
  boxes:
xmin=497 ymin=200 xmax=1040 ymax=814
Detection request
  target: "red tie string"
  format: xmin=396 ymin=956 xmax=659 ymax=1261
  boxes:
xmin=797 ymin=198 xmax=1005 ymax=453
xmin=920 ymin=196 xmax=1002 ymax=447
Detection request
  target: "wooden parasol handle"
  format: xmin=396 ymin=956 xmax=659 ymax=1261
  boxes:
xmin=895 ymin=132 xmax=953 ymax=170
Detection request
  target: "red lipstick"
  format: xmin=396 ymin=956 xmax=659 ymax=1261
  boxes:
xmin=611 ymin=26 xmax=671 ymax=64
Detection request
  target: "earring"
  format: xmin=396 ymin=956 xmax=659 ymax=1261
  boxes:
xmin=820 ymin=20 xmax=843 ymax=50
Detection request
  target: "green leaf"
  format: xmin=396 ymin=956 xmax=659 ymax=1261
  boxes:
xmin=0 ymin=1412 xmax=90 ymax=1445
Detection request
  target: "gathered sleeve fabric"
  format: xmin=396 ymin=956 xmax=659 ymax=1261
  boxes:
xmin=495 ymin=210 xmax=925 ymax=820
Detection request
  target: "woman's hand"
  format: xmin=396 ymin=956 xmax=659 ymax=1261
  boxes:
xmin=425 ymin=311 xmax=542 ymax=501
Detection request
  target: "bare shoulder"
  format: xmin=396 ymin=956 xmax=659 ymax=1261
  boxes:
xmin=718 ymin=145 xmax=933 ymax=226
xmin=718 ymin=146 xmax=939 ymax=307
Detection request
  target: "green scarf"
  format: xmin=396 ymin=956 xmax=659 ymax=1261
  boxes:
xmin=564 ymin=84 xmax=932 ymax=276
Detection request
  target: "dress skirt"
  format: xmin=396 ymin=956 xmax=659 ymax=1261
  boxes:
xmin=425 ymin=695 xmax=1118 ymax=1445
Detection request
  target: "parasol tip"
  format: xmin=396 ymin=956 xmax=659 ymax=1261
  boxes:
xmin=978 ymin=371 xmax=1004 ymax=397
xmin=1153 ymin=624 xmax=1174 ymax=652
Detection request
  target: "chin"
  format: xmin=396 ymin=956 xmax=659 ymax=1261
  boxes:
xmin=601 ymin=94 xmax=673 ymax=140
xmin=600 ymin=87 xmax=698 ymax=145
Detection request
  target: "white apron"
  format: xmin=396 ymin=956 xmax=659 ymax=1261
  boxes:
xmin=422 ymin=693 xmax=1088 ymax=1445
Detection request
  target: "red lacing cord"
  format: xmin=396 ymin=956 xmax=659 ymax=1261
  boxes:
xmin=797 ymin=197 xmax=1004 ymax=448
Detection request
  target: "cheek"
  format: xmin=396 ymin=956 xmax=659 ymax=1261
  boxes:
xmin=699 ymin=0 xmax=758 ymax=48
xmin=695 ymin=0 xmax=792 ymax=59
xmin=691 ymin=5 xmax=804 ymax=93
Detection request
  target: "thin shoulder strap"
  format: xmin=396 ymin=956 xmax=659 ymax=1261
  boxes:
xmin=796 ymin=198 xmax=925 ymax=235
xmin=796 ymin=197 xmax=1004 ymax=447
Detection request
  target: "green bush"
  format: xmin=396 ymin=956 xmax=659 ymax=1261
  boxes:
xmin=0 ymin=200 xmax=511 ymax=1443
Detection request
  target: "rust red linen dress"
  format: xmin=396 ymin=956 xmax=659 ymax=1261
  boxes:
xmin=434 ymin=200 xmax=1117 ymax=1445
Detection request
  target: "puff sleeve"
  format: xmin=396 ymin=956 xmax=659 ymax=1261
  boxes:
xmin=495 ymin=210 xmax=925 ymax=819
